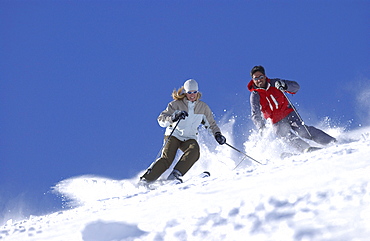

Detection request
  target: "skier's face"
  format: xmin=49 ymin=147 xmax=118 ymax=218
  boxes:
xmin=252 ymin=71 xmax=267 ymax=88
xmin=186 ymin=90 xmax=198 ymax=102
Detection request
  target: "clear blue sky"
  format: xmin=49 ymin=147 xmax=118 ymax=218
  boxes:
xmin=1 ymin=0 xmax=369 ymax=220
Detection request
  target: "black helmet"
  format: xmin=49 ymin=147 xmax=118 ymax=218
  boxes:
xmin=250 ymin=65 xmax=265 ymax=77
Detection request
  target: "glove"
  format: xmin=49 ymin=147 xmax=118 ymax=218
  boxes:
xmin=215 ymin=132 xmax=226 ymax=145
xmin=275 ymin=80 xmax=287 ymax=91
xmin=171 ymin=110 xmax=188 ymax=122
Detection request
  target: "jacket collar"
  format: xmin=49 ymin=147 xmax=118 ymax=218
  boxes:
xmin=183 ymin=97 xmax=198 ymax=104
xmin=247 ymin=77 xmax=271 ymax=92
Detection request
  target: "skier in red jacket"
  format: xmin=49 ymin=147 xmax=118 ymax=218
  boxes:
xmin=247 ymin=65 xmax=336 ymax=153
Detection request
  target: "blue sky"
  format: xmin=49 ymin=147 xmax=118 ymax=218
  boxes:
xmin=1 ymin=0 xmax=369 ymax=220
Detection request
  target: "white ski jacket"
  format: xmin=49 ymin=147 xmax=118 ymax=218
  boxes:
xmin=157 ymin=98 xmax=221 ymax=141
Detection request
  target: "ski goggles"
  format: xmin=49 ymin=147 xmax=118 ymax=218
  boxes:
xmin=187 ymin=91 xmax=198 ymax=94
xmin=253 ymin=75 xmax=265 ymax=81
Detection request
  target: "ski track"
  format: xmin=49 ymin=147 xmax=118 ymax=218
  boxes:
xmin=1 ymin=132 xmax=370 ymax=240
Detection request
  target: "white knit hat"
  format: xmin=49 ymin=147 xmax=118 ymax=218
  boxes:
xmin=183 ymin=79 xmax=198 ymax=92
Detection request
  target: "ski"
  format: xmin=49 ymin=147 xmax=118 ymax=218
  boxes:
xmin=168 ymin=171 xmax=210 ymax=185
xmin=280 ymin=146 xmax=323 ymax=159
xmin=280 ymin=152 xmax=298 ymax=159
xmin=139 ymin=171 xmax=210 ymax=190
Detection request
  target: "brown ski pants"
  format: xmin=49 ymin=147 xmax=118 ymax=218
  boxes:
xmin=142 ymin=136 xmax=200 ymax=181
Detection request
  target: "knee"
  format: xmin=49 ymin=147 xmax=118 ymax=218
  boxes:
xmin=162 ymin=157 xmax=173 ymax=169
xmin=189 ymin=144 xmax=200 ymax=159
xmin=187 ymin=148 xmax=200 ymax=161
xmin=154 ymin=156 xmax=173 ymax=170
xmin=184 ymin=147 xmax=200 ymax=162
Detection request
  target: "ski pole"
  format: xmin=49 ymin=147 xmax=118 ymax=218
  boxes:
xmin=233 ymin=156 xmax=248 ymax=170
xmin=225 ymin=143 xmax=264 ymax=168
xmin=154 ymin=119 xmax=181 ymax=160
xmin=141 ymin=120 xmax=182 ymax=178
xmin=280 ymin=90 xmax=312 ymax=138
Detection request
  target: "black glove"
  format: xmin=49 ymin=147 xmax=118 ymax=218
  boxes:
xmin=275 ymin=80 xmax=287 ymax=91
xmin=215 ymin=132 xmax=226 ymax=145
xmin=171 ymin=110 xmax=188 ymax=122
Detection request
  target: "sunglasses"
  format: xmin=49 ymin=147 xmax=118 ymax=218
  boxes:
xmin=253 ymin=75 xmax=265 ymax=81
xmin=187 ymin=91 xmax=198 ymax=94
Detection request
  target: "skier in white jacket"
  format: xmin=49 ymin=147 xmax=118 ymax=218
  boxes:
xmin=140 ymin=79 xmax=226 ymax=183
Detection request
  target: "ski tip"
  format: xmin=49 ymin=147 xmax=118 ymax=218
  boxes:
xmin=203 ymin=171 xmax=210 ymax=177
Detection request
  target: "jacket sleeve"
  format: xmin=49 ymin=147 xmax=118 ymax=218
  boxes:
xmin=157 ymin=102 xmax=176 ymax=128
xmin=250 ymin=91 xmax=265 ymax=130
xmin=202 ymin=103 xmax=221 ymax=136
xmin=271 ymin=78 xmax=300 ymax=94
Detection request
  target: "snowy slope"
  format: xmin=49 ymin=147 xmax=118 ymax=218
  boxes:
xmin=1 ymin=127 xmax=370 ymax=241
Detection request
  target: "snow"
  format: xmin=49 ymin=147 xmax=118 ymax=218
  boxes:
xmin=1 ymin=125 xmax=370 ymax=241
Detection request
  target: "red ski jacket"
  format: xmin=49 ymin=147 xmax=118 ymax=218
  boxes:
xmin=247 ymin=78 xmax=299 ymax=128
